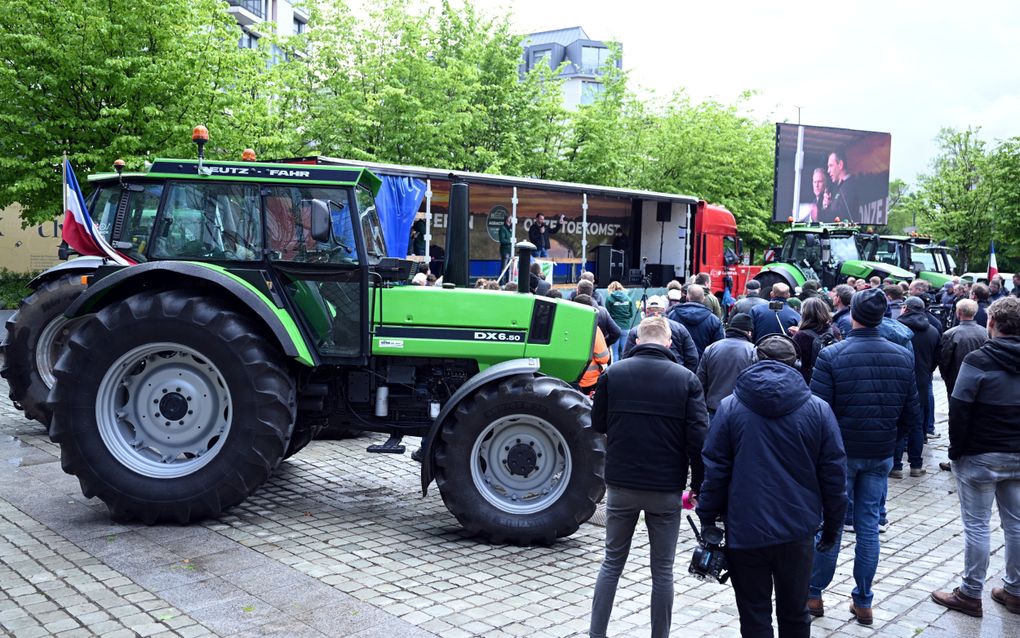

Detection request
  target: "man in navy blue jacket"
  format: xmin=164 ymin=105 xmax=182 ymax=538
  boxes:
xmin=806 ymin=287 xmax=921 ymax=626
xmin=668 ymin=284 xmax=724 ymax=356
xmin=698 ymin=336 xmax=846 ymax=638
xmin=749 ymin=282 xmax=800 ymax=339
xmin=589 ymin=316 xmax=708 ymax=638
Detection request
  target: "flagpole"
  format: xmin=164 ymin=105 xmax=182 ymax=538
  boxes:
xmin=62 ymin=152 xmax=67 ymax=219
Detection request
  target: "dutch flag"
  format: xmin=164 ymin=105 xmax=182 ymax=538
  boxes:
xmin=62 ymin=158 xmax=134 ymax=266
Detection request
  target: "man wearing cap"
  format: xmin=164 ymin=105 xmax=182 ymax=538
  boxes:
xmin=623 ymin=296 xmax=699 ymax=371
xmin=733 ymin=280 xmax=767 ymax=317
xmin=891 ymin=296 xmax=941 ymax=479
xmin=696 ymin=313 xmax=755 ymax=419
xmin=807 ymin=288 xmax=921 ymax=625
xmin=699 ymin=335 xmax=846 ymax=638
xmin=668 ymin=284 xmax=724 ymax=357
xmin=748 ymin=282 xmax=801 ymax=339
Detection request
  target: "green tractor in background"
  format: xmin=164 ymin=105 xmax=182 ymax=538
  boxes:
xmin=45 ymin=156 xmax=605 ymax=545
xmin=755 ymin=223 xmax=915 ymax=292
xmin=857 ymin=233 xmax=957 ymax=289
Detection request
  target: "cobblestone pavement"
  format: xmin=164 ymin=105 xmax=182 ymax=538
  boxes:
xmin=1 ymin=373 xmax=1017 ymax=638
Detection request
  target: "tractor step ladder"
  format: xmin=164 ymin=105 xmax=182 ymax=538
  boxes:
xmin=367 ymin=434 xmax=405 ymax=454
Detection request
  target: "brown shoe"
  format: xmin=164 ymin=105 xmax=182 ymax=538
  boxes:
xmin=850 ymin=602 xmax=873 ymax=625
xmin=931 ymin=588 xmax=983 ymax=617
xmin=939 ymin=461 xmax=952 ymax=472
xmin=806 ymin=598 xmax=824 ymax=617
xmin=992 ymin=587 xmax=1020 ymax=613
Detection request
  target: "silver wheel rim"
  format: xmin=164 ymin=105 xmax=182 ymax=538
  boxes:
xmin=95 ymin=342 xmax=232 ymax=479
xmin=470 ymin=414 xmax=572 ymax=515
xmin=36 ymin=314 xmax=89 ymax=389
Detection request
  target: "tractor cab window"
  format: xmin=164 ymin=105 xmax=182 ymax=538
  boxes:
xmin=90 ymin=186 xmax=122 ymax=240
xmin=723 ymin=236 xmax=739 ymax=266
xmin=117 ymin=183 xmax=163 ymax=261
xmin=911 ymin=248 xmax=938 ymax=271
xmin=784 ymin=233 xmax=822 ymax=266
xmin=153 ymin=182 xmax=261 ymax=260
xmin=355 ymin=186 xmax=386 ymax=264
xmin=828 ymin=235 xmax=859 ymax=263
xmin=870 ymin=239 xmax=900 ymax=266
xmin=265 ymin=186 xmax=357 ymax=264
xmin=943 ymin=250 xmax=957 ymax=274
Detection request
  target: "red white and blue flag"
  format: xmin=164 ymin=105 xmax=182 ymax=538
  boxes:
xmin=988 ymin=239 xmax=998 ymax=281
xmin=62 ymin=158 xmax=134 ymax=265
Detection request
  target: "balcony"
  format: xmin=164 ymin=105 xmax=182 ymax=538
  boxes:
xmin=227 ymin=0 xmax=265 ymax=26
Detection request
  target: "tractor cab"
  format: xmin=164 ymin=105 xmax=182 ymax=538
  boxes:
xmin=859 ymin=233 xmax=956 ymax=287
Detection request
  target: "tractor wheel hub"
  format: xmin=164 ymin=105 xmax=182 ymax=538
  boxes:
xmin=505 ymin=443 xmax=538 ymax=477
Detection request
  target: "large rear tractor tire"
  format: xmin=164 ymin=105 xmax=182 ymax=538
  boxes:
xmin=754 ymin=270 xmax=787 ymax=296
xmin=1 ymin=274 xmax=90 ymax=426
xmin=434 ymin=375 xmax=605 ymax=545
xmin=49 ymin=290 xmax=295 ymax=524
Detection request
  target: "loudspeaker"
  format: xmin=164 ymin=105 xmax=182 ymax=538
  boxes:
xmin=645 ymin=263 xmax=675 ymax=287
xmin=595 ymin=245 xmax=624 ymax=284
xmin=656 ymin=201 xmax=672 ymax=223
xmin=627 ymin=268 xmax=644 ymax=285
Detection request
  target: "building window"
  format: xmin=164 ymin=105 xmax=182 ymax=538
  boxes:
xmin=580 ymin=81 xmax=604 ymax=105
xmin=530 ymin=49 xmax=551 ymax=70
xmin=294 ymin=17 xmax=306 ymax=35
xmin=239 ymin=29 xmax=259 ymax=49
xmin=580 ymin=46 xmax=609 ymax=75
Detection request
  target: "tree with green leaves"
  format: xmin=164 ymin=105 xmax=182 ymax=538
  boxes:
xmin=912 ymin=127 xmax=992 ymax=272
xmin=0 ymin=0 xmax=283 ymax=224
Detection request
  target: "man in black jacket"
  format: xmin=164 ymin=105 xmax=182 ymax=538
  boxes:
xmin=932 ymin=296 xmax=1020 ymax=617
xmin=891 ymin=297 xmax=940 ymax=478
xmin=938 ymin=299 xmax=987 ymax=395
xmin=527 ymin=213 xmax=565 ymax=258
xmin=699 ymin=335 xmax=846 ymax=638
xmin=589 ymin=316 xmax=709 ymax=638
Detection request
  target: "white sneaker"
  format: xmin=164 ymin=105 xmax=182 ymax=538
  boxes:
xmin=879 ymin=522 xmax=888 ymax=533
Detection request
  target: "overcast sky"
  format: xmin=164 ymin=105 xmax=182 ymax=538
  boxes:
xmin=492 ymin=0 xmax=1020 ymax=184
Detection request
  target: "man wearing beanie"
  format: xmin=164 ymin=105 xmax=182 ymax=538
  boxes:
xmin=696 ymin=312 xmax=755 ymax=419
xmin=699 ymin=334 xmax=846 ymax=637
xmin=806 ymin=287 xmax=921 ymax=625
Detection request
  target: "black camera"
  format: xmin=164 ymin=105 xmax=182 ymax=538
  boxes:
xmin=687 ymin=515 xmax=729 ymax=584
xmin=768 ymin=300 xmax=785 ymax=311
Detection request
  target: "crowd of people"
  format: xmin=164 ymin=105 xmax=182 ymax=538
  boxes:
xmin=578 ymin=270 xmax=1020 ymax=637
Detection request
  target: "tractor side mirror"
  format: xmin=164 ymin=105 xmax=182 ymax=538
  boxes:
xmin=308 ymin=199 xmax=332 ymax=243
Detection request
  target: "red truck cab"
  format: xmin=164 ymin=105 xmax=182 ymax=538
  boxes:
xmin=692 ymin=201 xmax=760 ymax=296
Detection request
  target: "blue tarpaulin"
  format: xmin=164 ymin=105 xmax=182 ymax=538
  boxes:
xmin=374 ymin=175 xmax=427 ymax=258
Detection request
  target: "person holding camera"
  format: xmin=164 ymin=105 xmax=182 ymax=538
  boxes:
xmin=748 ymin=282 xmax=800 ymax=339
xmin=589 ymin=315 xmax=709 ymax=638
xmin=697 ymin=335 xmax=846 ymax=638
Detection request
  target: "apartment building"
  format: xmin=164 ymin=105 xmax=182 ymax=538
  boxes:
xmin=520 ymin=27 xmax=621 ymax=109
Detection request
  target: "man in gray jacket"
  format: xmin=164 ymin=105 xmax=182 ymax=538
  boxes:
xmin=696 ymin=313 xmax=755 ymax=419
xmin=939 ymin=299 xmax=988 ymax=395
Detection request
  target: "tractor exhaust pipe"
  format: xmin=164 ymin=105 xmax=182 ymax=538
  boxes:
xmin=444 ymin=180 xmax=470 ymax=288
xmin=516 ymin=241 xmax=537 ymax=294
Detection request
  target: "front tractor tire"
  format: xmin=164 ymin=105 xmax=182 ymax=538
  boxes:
xmin=434 ymin=375 xmax=605 ymax=545
xmin=49 ymin=291 xmax=296 ymax=524
xmin=1 ymin=274 xmax=90 ymax=426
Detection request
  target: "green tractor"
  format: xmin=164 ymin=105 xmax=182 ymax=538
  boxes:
xmin=755 ymin=223 xmax=915 ymax=292
xmin=857 ymin=233 xmax=956 ymax=288
xmin=46 ymin=156 xmax=605 ymax=545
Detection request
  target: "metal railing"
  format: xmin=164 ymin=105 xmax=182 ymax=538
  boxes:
xmin=227 ymin=0 xmax=265 ymax=20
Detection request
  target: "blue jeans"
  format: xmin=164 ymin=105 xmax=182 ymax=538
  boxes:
xmin=811 ymin=456 xmax=892 ymax=609
xmin=954 ymin=453 xmax=1020 ymax=598
xmin=536 ymin=247 xmax=549 ymax=258
xmin=590 ymin=487 xmax=683 ymax=638
xmin=893 ymin=422 xmax=924 ymax=471
xmin=610 ymin=328 xmax=629 ymax=364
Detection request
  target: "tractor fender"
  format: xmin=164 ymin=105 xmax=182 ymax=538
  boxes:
xmin=64 ymin=261 xmax=315 ymax=366
xmin=755 ymin=264 xmax=800 ymax=290
xmin=420 ymin=357 xmax=541 ymax=496
xmin=27 ymin=256 xmax=108 ymax=289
